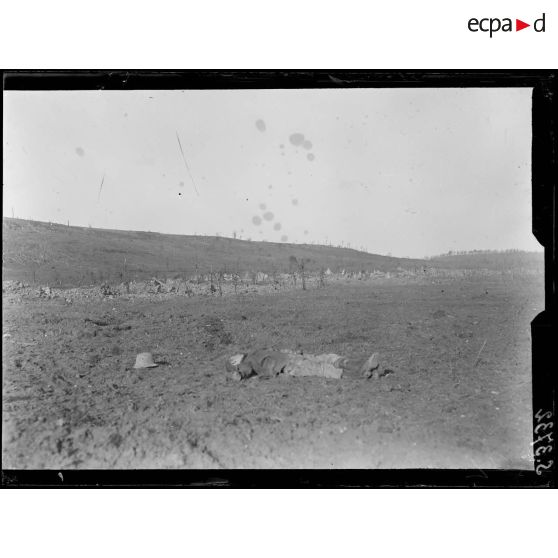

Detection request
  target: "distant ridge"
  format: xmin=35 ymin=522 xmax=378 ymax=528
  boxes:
xmin=428 ymin=250 xmax=544 ymax=271
xmin=2 ymin=218 xmax=543 ymax=286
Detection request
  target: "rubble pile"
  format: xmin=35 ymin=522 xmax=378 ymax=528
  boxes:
xmin=3 ymin=266 xmax=510 ymax=304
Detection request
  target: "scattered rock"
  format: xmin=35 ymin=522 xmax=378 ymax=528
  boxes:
xmin=85 ymin=318 xmax=111 ymax=326
xmin=2 ymin=281 xmax=27 ymax=294
xmin=99 ymin=283 xmax=117 ymax=297
xmin=38 ymin=286 xmax=53 ymax=298
xmin=378 ymin=425 xmax=394 ymax=433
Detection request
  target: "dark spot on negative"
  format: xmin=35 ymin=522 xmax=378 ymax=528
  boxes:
xmin=252 ymin=216 xmax=262 ymax=226
xmin=255 ymin=119 xmax=266 ymax=132
xmin=75 ymin=147 xmax=85 ymax=157
xmin=263 ymin=212 xmax=274 ymax=221
xmin=289 ymin=133 xmax=305 ymax=146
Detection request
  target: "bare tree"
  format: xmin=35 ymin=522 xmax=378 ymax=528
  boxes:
xmin=289 ymin=255 xmax=298 ymax=287
xmin=298 ymin=258 xmax=307 ymax=291
xmin=232 ymin=271 xmax=240 ymax=294
xmin=318 ymin=267 xmax=326 ymax=288
xmin=209 ymin=266 xmax=217 ymax=294
xmin=217 ymin=270 xmax=224 ymax=296
xmin=269 ymin=264 xmax=280 ymax=290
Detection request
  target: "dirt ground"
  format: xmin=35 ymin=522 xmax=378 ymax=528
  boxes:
xmin=2 ymin=274 xmax=542 ymax=469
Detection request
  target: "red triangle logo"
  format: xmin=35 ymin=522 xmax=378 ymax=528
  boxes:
xmin=516 ymin=19 xmax=530 ymax=31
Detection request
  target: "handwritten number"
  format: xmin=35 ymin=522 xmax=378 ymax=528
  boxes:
xmin=534 ymin=432 xmax=554 ymax=445
xmin=535 ymin=409 xmax=552 ymax=421
xmin=534 ymin=421 xmax=553 ymax=435
xmin=535 ymin=445 xmax=552 ymax=457
xmin=535 ymin=460 xmax=554 ymax=475
xmin=534 ymin=411 xmax=554 ymax=476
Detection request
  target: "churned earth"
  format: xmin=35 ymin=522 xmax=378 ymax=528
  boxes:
xmin=2 ymin=274 xmax=542 ymax=469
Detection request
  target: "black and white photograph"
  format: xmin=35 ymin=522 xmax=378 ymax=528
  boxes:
xmin=1 ymin=73 xmax=548 ymax=475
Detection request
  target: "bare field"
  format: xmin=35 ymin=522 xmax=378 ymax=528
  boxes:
xmin=2 ymin=274 xmax=542 ymax=469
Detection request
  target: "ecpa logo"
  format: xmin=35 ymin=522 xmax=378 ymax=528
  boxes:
xmin=468 ymin=13 xmax=546 ymax=37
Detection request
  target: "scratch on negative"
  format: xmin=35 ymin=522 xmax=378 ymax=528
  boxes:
xmin=97 ymin=173 xmax=105 ymax=201
xmin=176 ymin=131 xmax=200 ymax=196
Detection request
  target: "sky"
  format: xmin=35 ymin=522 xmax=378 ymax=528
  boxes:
xmin=3 ymin=87 xmax=540 ymax=258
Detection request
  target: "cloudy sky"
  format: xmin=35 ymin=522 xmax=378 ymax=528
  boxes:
xmin=3 ymin=87 xmax=539 ymax=257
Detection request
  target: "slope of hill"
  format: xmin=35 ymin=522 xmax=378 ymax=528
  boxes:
xmin=3 ymin=219 xmax=544 ymax=286
xmin=2 ymin=218 xmax=428 ymax=286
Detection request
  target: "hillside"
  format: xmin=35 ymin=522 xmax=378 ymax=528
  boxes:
xmin=3 ymin=219 xmax=544 ymax=287
xmin=2 ymin=218 xmax=428 ymax=286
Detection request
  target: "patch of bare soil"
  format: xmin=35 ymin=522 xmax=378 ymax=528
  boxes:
xmin=2 ymin=275 xmax=541 ymax=468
